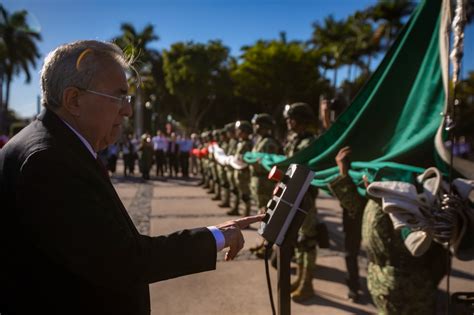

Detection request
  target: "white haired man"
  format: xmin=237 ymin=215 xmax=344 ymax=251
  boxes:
xmin=0 ymin=40 xmax=262 ymax=315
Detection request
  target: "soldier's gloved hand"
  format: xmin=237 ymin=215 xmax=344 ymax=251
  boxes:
xmin=216 ymin=214 xmax=265 ymax=261
xmin=335 ymin=146 xmax=351 ymax=176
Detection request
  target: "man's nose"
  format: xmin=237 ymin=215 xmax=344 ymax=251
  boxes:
xmin=121 ymin=101 xmax=133 ymax=118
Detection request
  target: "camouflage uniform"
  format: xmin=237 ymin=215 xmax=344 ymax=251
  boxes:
xmin=233 ymin=137 xmax=253 ymax=216
xmin=249 ymin=134 xmax=281 ymax=209
xmin=215 ymin=130 xmax=229 ymax=204
xmin=284 ymin=132 xmax=319 ymax=294
xmin=329 ymin=175 xmax=446 ymax=315
xmin=228 ymin=120 xmax=253 ymax=216
xmin=282 ymin=102 xmax=320 ymax=302
xmin=207 ymin=131 xmax=218 ymax=194
xmin=225 ymin=134 xmax=239 ymax=209
xmin=200 ymin=132 xmax=211 ymax=189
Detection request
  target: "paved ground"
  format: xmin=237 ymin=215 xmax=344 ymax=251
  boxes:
xmin=111 ymin=166 xmax=473 ymax=315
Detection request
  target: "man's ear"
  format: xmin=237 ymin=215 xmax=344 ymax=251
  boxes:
xmin=62 ymin=87 xmax=82 ymax=117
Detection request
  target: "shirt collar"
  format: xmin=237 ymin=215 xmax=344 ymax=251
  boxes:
xmin=61 ymin=119 xmax=97 ymax=159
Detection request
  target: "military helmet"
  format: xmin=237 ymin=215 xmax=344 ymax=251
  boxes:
xmin=251 ymin=113 xmax=275 ymax=128
xmin=283 ymin=102 xmax=316 ymax=124
xmin=235 ymin=120 xmax=253 ymax=134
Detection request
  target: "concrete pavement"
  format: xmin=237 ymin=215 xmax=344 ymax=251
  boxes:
xmin=112 ymin=170 xmax=473 ymax=315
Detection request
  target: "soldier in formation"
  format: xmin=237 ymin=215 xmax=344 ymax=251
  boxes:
xmin=248 ymin=114 xmax=282 ymax=257
xmin=283 ymin=103 xmax=321 ymax=302
xmin=227 ymin=121 xmax=254 ymax=216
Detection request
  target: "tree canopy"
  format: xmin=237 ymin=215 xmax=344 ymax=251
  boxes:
xmin=163 ymin=40 xmax=233 ymax=131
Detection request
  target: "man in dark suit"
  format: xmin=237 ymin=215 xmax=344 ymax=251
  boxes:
xmin=0 ymin=40 xmax=262 ymax=315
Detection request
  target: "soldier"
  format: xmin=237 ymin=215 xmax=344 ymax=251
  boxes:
xmin=211 ymin=129 xmax=226 ymax=201
xmin=283 ymin=103 xmax=319 ymax=302
xmin=200 ymin=131 xmax=211 ymax=189
xmin=330 ymin=146 xmax=364 ymax=301
xmin=329 ymin=146 xmax=446 ymax=314
xmin=206 ymin=131 xmax=217 ymax=194
xmin=248 ymin=113 xmax=281 ymax=256
xmin=227 ymin=121 xmax=253 ymax=216
xmin=220 ymin=123 xmax=238 ymax=209
xmin=215 ymin=128 xmax=231 ymax=206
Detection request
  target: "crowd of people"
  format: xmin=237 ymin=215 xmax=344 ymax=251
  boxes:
xmin=97 ymin=131 xmax=196 ymax=180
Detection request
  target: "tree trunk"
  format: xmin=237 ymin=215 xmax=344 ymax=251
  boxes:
xmin=333 ymin=68 xmax=338 ymax=92
xmin=192 ymin=99 xmax=212 ymax=131
xmin=367 ymin=54 xmax=372 ymax=74
xmin=2 ymin=74 xmax=12 ymax=134
xmin=5 ymin=74 xmax=11 ymax=113
xmin=134 ymin=86 xmax=144 ymax=137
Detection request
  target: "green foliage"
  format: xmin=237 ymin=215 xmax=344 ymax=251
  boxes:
xmin=232 ymin=38 xmax=329 ymax=118
xmin=163 ymin=40 xmax=233 ymax=131
xmin=367 ymin=0 xmax=415 ymax=49
xmin=310 ymin=12 xmax=378 ymax=91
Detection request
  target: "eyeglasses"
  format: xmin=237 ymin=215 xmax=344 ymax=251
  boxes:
xmin=78 ymin=88 xmax=133 ymax=107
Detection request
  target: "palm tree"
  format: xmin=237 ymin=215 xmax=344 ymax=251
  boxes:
xmin=113 ymin=23 xmax=160 ymax=89
xmin=347 ymin=10 xmax=381 ymax=77
xmin=311 ymin=15 xmax=352 ymax=91
xmin=368 ymin=0 xmax=415 ymax=50
xmin=113 ymin=23 xmax=160 ymax=136
xmin=0 ymin=5 xmax=41 ymax=133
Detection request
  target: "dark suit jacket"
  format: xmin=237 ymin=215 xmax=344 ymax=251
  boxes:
xmin=0 ymin=109 xmax=217 ymax=315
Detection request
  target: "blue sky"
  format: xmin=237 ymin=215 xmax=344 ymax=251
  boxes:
xmin=4 ymin=0 xmax=474 ymax=118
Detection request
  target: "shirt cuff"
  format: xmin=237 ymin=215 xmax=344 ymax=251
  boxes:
xmin=207 ymin=226 xmax=225 ymax=252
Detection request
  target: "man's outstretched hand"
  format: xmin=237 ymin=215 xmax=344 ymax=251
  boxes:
xmin=216 ymin=214 xmax=265 ymax=261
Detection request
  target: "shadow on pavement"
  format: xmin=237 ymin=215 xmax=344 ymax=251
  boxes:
xmin=296 ymin=290 xmax=374 ymax=314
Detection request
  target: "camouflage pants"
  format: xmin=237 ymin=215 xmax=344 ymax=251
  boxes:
xmin=201 ymin=159 xmax=209 ymax=181
xmin=367 ymin=263 xmax=437 ymax=315
xmin=250 ymin=176 xmax=274 ymax=209
xmin=217 ymin=164 xmax=228 ymax=188
xmin=295 ymin=193 xmax=318 ymax=269
xmin=234 ymin=169 xmax=250 ymax=196
xmin=210 ymin=162 xmax=218 ymax=184
xmin=227 ymin=169 xmax=236 ymax=192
